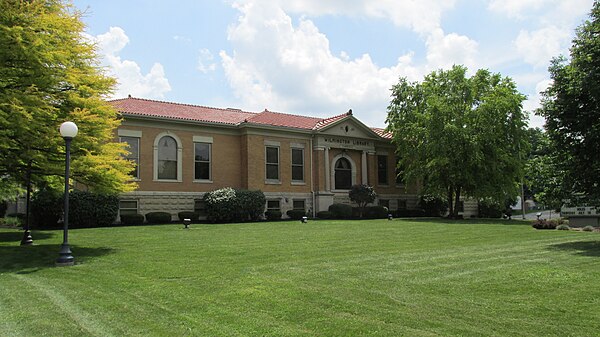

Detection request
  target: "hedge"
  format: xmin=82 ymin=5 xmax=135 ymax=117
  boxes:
xmin=317 ymin=211 xmax=333 ymax=219
xmin=121 ymin=214 xmax=144 ymax=226
xmin=364 ymin=205 xmax=389 ymax=219
xmin=69 ymin=191 xmax=119 ymax=228
xmin=31 ymin=187 xmax=63 ymax=229
xmin=286 ymin=209 xmax=306 ymax=220
xmin=145 ymin=212 xmax=172 ymax=224
xmin=203 ymin=188 xmax=266 ymax=223
xmin=265 ymin=210 xmax=282 ymax=221
xmin=419 ymin=195 xmax=448 ymax=217
xmin=328 ymin=203 xmax=353 ymax=219
xmin=177 ymin=211 xmax=200 ymax=222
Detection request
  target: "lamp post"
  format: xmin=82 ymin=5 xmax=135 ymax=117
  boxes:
xmin=56 ymin=121 xmax=78 ymax=267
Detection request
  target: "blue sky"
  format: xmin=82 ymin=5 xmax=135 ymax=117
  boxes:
xmin=73 ymin=0 xmax=594 ymax=129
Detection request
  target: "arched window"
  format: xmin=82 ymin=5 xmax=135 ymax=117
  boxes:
xmin=334 ymin=157 xmax=352 ymax=190
xmin=157 ymin=136 xmax=178 ymax=180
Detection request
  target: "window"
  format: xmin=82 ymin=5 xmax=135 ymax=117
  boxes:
xmin=267 ymin=200 xmax=280 ymax=212
xmin=194 ymin=199 xmax=207 ymax=216
xmin=119 ymin=136 xmax=140 ymax=179
xmin=266 ymin=146 xmax=279 ymax=181
xmin=293 ymin=199 xmax=305 ymax=211
xmin=334 ymin=158 xmax=352 ymax=190
xmin=379 ymin=199 xmax=390 ymax=208
xmin=157 ymin=136 xmax=178 ymax=180
xmin=119 ymin=200 xmax=138 ymax=216
xmin=291 ymin=148 xmax=304 ymax=182
xmin=378 ymin=155 xmax=388 ymax=185
xmin=194 ymin=142 xmax=211 ymax=180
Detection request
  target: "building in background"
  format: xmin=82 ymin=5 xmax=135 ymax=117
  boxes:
xmin=112 ymin=96 xmax=454 ymax=220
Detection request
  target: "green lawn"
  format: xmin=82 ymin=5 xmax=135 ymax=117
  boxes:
xmin=1 ymin=219 xmax=599 ymax=336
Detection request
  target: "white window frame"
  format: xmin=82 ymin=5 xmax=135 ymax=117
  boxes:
xmin=193 ymin=136 xmax=213 ymax=183
xmin=119 ymin=136 xmax=140 ymax=180
xmin=153 ymin=132 xmax=183 ymax=182
xmin=119 ymin=200 xmax=138 ymax=216
xmin=267 ymin=199 xmax=281 ymax=212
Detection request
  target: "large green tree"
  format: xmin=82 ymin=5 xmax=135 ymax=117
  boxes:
xmin=0 ymin=0 xmax=135 ymax=194
xmin=386 ymin=65 xmax=528 ymax=218
xmin=537 ymin=1 xmax=600 ymax=201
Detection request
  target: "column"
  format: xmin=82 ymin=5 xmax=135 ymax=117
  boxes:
xmin=324 ymin=147 xmax=330 ymax=191
xmin=361 ymin=151 xmax=368 ymax=185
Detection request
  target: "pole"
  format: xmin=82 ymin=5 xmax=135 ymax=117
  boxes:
xmin=21 ymin=161 xmax=33 ymax=245
xmin=56 ymin=137 xmax=74 ymax=266
xmin=521 ymin=181 xmax=526 ymax=220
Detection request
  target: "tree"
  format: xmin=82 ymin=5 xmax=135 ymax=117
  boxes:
xmin=386 ymin=65 xmax=528 ymax=218
xmin=349 ymin=184 xmax=377 ymax=218
xmin=0 ymin=0 xmax=135 ymax=194
xmin=537 ymin=1 xmax=600 ymax=201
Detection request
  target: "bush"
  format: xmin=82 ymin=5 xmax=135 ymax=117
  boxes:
xmin=317 ymin=211 xmax=333 ymax=219
xmin=1 ymin=216 xmax=22 ymax=227
xmin=364 ymin=205 xmax=389 ymax=219
xmin=236 ymin=190 xmax=266 ymax=221
xmin=328 ymin=203 xmax=353 ymax=219
xmin=203 ymin=187 xmax=240 ymax=222
xmin=145 ymin=212 xmax=172 ymax=224
xmin=286 ymin=209 xmax=306 ymax=220
xmin=582 ymin=225 xmax=595 ymax=232
xmin=31 ymin=187 xmax=63 ymax=229
xmin=120 ymin=214 xmax=144 ymax=226
xmin=394 ymin=209 xmax=426 ymax=217
xmin=0 ymin=200 xmax=7 ymax=217
xmin=265 ymin=210 xmax=282 ymax=221
xmin=69 ymin=191 xmax=119 ymax=228
xmin=6 ymin=213 xmax=26 ymax=221
xmin=349 ymin=184 xmax=377 ymax=217
xmin=556 ymin=224 xmax=570 ymax=231
xmin=478 ymin=199 xmax=504 ymax=218
xmin=419 ymin=195 xmax=448 ymax=217
xmin=532 ymin=219 xmax=557 ymax=229
xmin=177 ymin=211 xmax=200 ymax=222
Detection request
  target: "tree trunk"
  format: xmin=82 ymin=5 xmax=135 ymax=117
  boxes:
xmin=447 ymin=187 xmax=454 ymax=218
xmin=453 ymin=186 xmax=462 ymax=219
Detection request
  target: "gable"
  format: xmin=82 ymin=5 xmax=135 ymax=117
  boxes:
xmin=317 ymin=116 xmax=380 ymax=140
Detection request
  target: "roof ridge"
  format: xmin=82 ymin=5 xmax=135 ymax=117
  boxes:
xmin=110 ymin=96 xmax=256 ymax=115
xmin=249 ymin=108 xmax=324 ymax=120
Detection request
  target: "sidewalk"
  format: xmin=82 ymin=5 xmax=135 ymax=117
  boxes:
xmin=522 ymin=209 xmax=559 ymax=220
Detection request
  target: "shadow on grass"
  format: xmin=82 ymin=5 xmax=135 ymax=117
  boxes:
xmin=0 ymin=244 xmax=115 ymax=273
xmin=548 ymin=240 xmax=600 ymax=257
xmin=0 ymin=230 xmax=55 ymax=243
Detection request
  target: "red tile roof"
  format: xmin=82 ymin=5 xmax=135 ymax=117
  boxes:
xmin=247 ymin=109 xmax=322 ymax=129
xmin=371 ymin=127 xmax=393 ymax=139
xmin=110 ymin=97 xmax=391 ymax=139
xmin=111 ymin=97 xmax=254 ymax=125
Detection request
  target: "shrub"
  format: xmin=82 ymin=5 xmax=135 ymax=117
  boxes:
xmin=349 ymin=184 xmax=377 ymax=217
xmin=120 ymin=214 xmax=144 ymax=226
xmin=582 ymin=226 xmax=595 ymax=232
xmin=317 ymin=211 xmax=332 ymax=219
xmin=328 ymin=203 xmax=353 ymax=219
xmin=394 ymin=209 xmax=426 ymax=217
xmin=69 ymin=191 xmax=119 ymax=228
xmin=478 ymin=199 xmax=504 ymax=218
xmin=364 ymin=205 xmax=389 ymax=219
xmin=265 ymin=210 xmax=282 ymax=221
xmin=145 ymin=212 xmax=172 ymax=224
xmin=177 ymin=211 xmax=200 ymax=222
xmin=236 ymin=190 xmax=266 ymax=221
xmin=286 ymin=209 xmax=306 ymax=220
xmin=556 ymin=224 xmax=570 ymax=231
xmin=0 ymin=200 xmax=7 ymax=217
xmin=1 ymin=216 xmax=22 ymax=227
xmin=203 ymin=187 xmax=240 ymax=222
xmin=419 ymin=195 xmax=448 ymax=217
xmin=532 ymin=219 xmax=557 ymax=230
xmin=31 ymin=187 xmax=63 ymax=229
xmin=6 ymin=213 xmax=26 ymax=221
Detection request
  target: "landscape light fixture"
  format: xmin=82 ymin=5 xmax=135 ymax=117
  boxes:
xmin=56 ymin=121 xmax=78 ymax=267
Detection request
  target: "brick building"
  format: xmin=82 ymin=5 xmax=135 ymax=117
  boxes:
xmin=111 ymin=96 xmax=424 ymax=219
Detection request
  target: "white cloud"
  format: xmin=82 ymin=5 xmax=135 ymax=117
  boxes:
xmin=523 ymin=78 xmax=552 ymax=128
xmin=221 ymin=1 xmax=480 ymax=127
xmin=488 ymin=0 xmax=546 ymax=19
xmin=197 ymin=48 xmax=217 ymax=73
xmin=93 ymin=27 xmax=171 ymax=99
xmin=514 ymin=26 xmax=570 ymax=68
